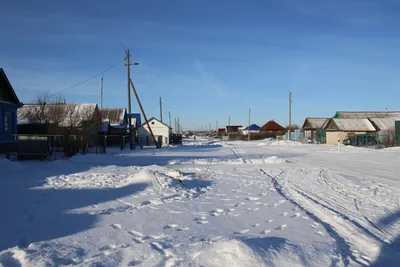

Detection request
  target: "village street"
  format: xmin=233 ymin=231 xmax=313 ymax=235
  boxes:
xmin=1 ymin=139 xmax=399 ymax=266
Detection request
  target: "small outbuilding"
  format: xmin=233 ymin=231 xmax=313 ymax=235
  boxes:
xmin=301 ymin=118 xmax=329 ymax=142
xmin=324 ymin=118 xmax=376 ymax=145
xmin=138 ymin=117 xmax=171 ymax=146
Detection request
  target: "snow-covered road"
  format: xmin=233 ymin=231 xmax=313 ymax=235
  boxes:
xmin=0 ymin=139 xmax=399 ymax=266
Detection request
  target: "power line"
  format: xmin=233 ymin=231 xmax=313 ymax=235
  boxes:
xmin=87 ymin=0 xmax=126 ymax=51
xmin=49 ymin=59 xmax=124 ymax=97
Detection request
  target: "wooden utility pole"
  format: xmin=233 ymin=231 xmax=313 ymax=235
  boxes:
xmin=228 ymin=115 xmax=231 ymax=139
xmin=126 ymin=49 xmax=134 ymax=150
xmin=129 ymin=79 xmax=160 ymax=148
xmin=288 ymin=92 xmax=292 ymax=141
xmin=169 ymin=111 xmax=172 ymax=129
xmin=100 ymin=74 xmax=103 ymax=109
xmin=159 ymin=97 xmax=163 ymax=122
xmin=248 ymin=109 xmax=251 ymax=141
xmin=178 ymin=117 xmax=180 ymax=134
xmin=175 ymin=118 xmax=177 ymax=133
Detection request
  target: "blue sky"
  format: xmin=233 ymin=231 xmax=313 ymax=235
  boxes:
xmin=1 ymin=0 xmax=400 ymax=130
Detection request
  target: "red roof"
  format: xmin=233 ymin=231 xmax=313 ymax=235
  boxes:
xmin=260 ymin=120 xmax=284 ymax=131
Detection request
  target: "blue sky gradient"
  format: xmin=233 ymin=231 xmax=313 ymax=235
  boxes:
xmin=1 ymin=0 xmax=400 ymax=129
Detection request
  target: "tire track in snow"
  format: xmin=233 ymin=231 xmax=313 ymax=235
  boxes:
xmin=259 ymin=168 xmax=350 ymax=267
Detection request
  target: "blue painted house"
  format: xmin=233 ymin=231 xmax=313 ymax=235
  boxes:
xmin=0 ymin=68 xmax=22 ymax=143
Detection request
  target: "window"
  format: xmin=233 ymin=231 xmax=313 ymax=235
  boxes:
xmin=151 ymin=121 xmax=155 ymax=125
xmin=4 ymin=112 xmax=11 ymax=133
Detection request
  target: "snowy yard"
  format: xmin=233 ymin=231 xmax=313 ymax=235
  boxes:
xmin=0 ymin=139 xmax=399 ymax=266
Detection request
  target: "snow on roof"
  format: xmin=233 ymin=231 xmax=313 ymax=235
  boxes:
xmin=369 ymin=117 xmax=400 ymax=131
xmin=244 ymin=124 xmax=260 ymax=131
xmin=100 ymin=108 xmax=126 ymax=126
xmin=18 ymin=103 xmax=98 ymax=126
xmin=302 ymin=118 xmax=329 ymax=130
xmin=335 ymin=111 xmax=400 ymax=119
xmin=328 ymin=119 xmax=376 ymax=132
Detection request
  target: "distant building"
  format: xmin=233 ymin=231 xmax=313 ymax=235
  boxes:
xmin=242 ymin=124 xmax=260 ymax=135
xmin=0 ymin=68 xmax=22 ymax=144
xmin=226 ymin=125 xmax=242 ymax=134
xmin=17 ymin=103 xmax=101 ymax=135
xmin=100 ymin=108 xmax=128 ymax=135
xmin=217 ymin=128 xmax=226 ymax=136
xmin=260 ymin=120 xmax=284 ymax=135
xmin=324 ymin=118 xmax=376 ymax=145
xmin=333 ymin=111 xmax=400 ymax=119
xmin=301 ymin=118 xmax=329 ymax=142
xmin=129 ymin=113 xmax=142 ymax=128
xmin=138 ymin=117 xmax=171 ymax=146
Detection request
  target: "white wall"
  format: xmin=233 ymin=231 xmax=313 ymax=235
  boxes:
xmin=138 ymin=119 xmax=171 ymax=146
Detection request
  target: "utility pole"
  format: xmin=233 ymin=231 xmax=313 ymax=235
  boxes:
xmin=126 ymin=49 xmax=134 ymax=150
xmin=178 ymin=117 xmax=180 ymax=134
xmin=100 ymin=74 xmax=103 ymax=109
xmin=129 ymin=79 xmax=159 ymax=148
xmin=216 ymin=121 xmax=218 ymax=131
xmin=228 ymin=115 xmax=231 ymax=139
xmin=175 ymin=118 xmax=177 ymax=133
xmin=169 ymin=111 xmax=172 ymax=129
xmin=209 ymin=123 xmax=211 ymax=138
xmin=248 ymin=108 xmax=251 ymax=141
xmin=159 ymin=97 xmax=163 ymax=122
xmin=288 ymin=92 xmax=292 ymax=141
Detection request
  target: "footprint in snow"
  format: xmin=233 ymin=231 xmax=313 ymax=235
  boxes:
xmin=253 ymin=208 xmax=260 ymax=211
xmin=164 ymin=224 xmax=179 ymax=229
xmin=291 ymin=213 xmax=301 ymax=218
xmin=260 ymin=229 xmax=271 ymax=234
xmin=279 ymin=212 xmax=288 ymax=216
xmin=128 ymin=230 xmax=144 ymax=237
xmin=275 ymin=224 xmax=287 ymax=230
xmin=111 ymin=224 xmax=122 ymax=230
xmin=197 ymin=220 xmax=209 ymax=224
xmin=234 ymin=229 xmax=249 ymax=234
xmin=194 ymin=216 xmax=208 ymax=221
xmin=267 ymin=219 xmax=274 ymax=223
xmin=302 ymin=216 xmax=309 ymax=220
xmin=251 ymin=223 xmax=260 ymax=227
xmin=310 ymin=223 xmax=319 ymax=229
xmin=227 ymin=208 xmax=235 ymax=212
xmin=246 ymin=197 xmax=260 ymax=201
xmin=316 ymin=231 xmax=325 ymax=236
xmin=176 ymin=227 xmax=190 ymax=231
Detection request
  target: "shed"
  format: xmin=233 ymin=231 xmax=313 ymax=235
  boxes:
xmin=301 ymin=118 xmax=329 ymax=141
xmin=100 ymin=108 xmax=127 ymax=135
xmin=0 ymin=68 xmax=22 ymax=145
xmin=226 ymin=125 xmax=242 ymax=134
xmin=138 ymin=117 xmax=171 ymax=146
xmin=324 ymin=118 xmax=376 ymax=145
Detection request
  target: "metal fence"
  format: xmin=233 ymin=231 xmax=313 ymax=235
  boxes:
xmin=6 ymin=134 xmax=130 ymax=160
xmin=347 ymin=134 xmax=400 ymax=148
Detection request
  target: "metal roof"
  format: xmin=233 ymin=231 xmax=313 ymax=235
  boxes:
xmin=334 ymin=111 xmax=400 ymax=119
xmin=301 ymin=118 xmax=329 ymax=130
xmin=369 ymin=117 xmax=400 ymax=131
xmin=244 ymin=124 xmax=260 ymax=131
xmin=100 ymin=108 xmax=126 ymax=126
xmin=326 ymin=119 xmax=376 ymax=132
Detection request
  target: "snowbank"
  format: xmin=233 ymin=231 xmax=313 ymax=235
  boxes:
xmin=169 ymin=158 xmax=243 ymax=165
xmin=192 ymin=239 xmax=264 ymax=267
xmin=262 ymin=156 xmax=287 ymax=164
xmin=270 ymin=140 xmax=302 ymax=146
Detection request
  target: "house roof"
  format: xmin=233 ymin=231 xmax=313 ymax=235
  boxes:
xmin=325 ymin=118 xmax=376 ymax=132
xmin=301 ymin=118 xmax=329 ymax=130
xmin=100 ymin=108 xmax=126 ymax=126
xmin=244 ymin=124 xmax=260 ymax=131
xmin=139 ymin=117 xmax=171 ymax=129
xmin=260 ymin=120 xmax=284 ymax=131
xmin=334 ymin=111 xmax=400 ymax=119
xmin=0 ymin=68 xmax=22 ymax=106
xmin=17 ymin=103 xmax=98 ymax=126
xmin=369 ymin=117 xmax=400 ymax=131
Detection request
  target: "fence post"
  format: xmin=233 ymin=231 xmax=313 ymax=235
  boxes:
xmin=73 ymin=135 xmax=77 ymax=156
xmin=104 ymin=135 xmax=107 ymax=154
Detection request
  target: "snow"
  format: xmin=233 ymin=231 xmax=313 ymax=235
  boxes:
xmin=0 ymin=139 xmax=400 ymax=266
